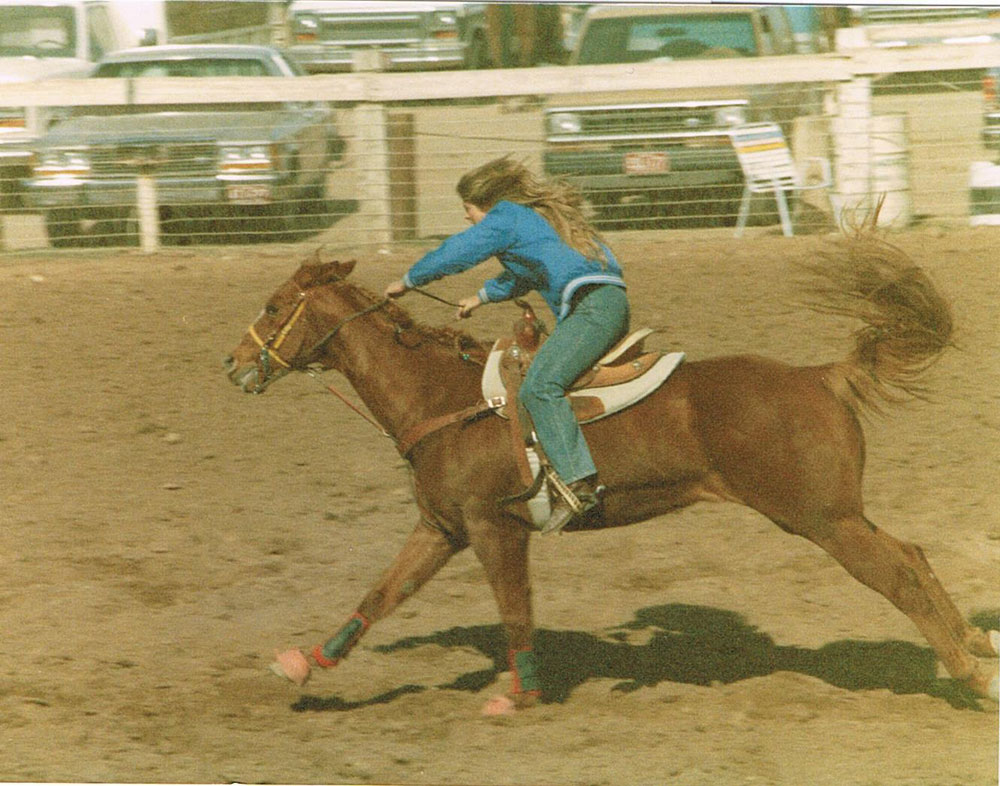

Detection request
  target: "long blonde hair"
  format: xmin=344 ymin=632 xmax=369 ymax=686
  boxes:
xmin=456 ymin=156 xmax=607 ymax=261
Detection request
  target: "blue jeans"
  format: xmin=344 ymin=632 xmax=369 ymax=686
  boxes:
xmin=519 ymin=284 xmax=630 ymax=484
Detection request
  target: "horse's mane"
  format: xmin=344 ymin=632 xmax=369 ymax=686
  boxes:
xmin=357 ymin=280 xmax=489 ymax=357
xmin=295 ymin=256 xmax=489 ymax=360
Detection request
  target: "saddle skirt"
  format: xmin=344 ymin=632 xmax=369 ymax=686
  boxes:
xmin=481 ymin=329 xmax=685 ymax=424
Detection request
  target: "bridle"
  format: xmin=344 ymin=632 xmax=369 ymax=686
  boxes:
xmin=247 ymin=270 xmax=395 ymax=388
xmin=248 ymin=291 xmax=309 ymax=384
xmin=246 ymin=276 xmax=466 ymax=392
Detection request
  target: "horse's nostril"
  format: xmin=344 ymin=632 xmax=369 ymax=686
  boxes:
xmin=222 ymin=355 xmax=235 ymax=370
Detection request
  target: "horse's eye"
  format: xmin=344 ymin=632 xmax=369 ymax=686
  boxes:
xmin=265 ymin=304 xmax=279 ymax=317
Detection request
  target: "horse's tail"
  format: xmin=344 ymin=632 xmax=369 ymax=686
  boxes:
xmin=800 ymin=205 xmax=954 ymax=414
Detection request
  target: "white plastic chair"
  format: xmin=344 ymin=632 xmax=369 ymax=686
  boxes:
xmin=728 ymin=122 xmax=834 ymax=237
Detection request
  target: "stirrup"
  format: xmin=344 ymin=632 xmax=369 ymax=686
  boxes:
xmin=545 ymin=467 xmax=587 ymax=514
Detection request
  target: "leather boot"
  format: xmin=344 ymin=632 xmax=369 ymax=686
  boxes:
xmin=540 ymin=476 xmax=601 ymax=536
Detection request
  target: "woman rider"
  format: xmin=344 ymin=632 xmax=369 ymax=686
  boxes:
xmin=384 ymin=156 xmax=629 ymax=535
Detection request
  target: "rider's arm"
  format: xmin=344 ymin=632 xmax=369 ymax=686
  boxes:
xmin=403 ymin=218 xmax=509 ymax=289
xmin=478 ymin=268 xmax=531 ymax=305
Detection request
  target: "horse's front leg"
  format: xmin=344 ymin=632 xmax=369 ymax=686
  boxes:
xmin=464 ymin=505 xmax=539 ymax=710
xmin=306 ymin=520 xmax=462 ymax=671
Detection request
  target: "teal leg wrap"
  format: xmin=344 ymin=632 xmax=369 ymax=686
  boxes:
xmin=509 ymin=648 xmax=541 ymax=695
xmin=314 ymin=612 xmax=370 ymax=667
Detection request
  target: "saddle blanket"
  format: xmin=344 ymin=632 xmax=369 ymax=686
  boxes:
xmin=481 ymin=342 xmax=686 ymax=424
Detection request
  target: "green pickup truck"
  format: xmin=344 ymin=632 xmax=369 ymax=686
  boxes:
xmin=542 ymin=4 xmax=814 ymax=228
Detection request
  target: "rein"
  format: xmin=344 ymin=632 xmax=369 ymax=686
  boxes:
xmin=305 ymin=297 xmax=391 ymax=358
xmin=305 ymin=369 xmax=393 ymax=439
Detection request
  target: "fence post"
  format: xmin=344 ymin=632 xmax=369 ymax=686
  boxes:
xmin=353 ymin=50 xmax=392 ymax=245
xmin=136 ymin=169 xmax=160 ymax=252
xmin=387 ymin=112 xmax=417 ymax=240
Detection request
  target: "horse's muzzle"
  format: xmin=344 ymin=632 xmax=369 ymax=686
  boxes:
xmin=223 ymin=355 xmax=275 ymax=394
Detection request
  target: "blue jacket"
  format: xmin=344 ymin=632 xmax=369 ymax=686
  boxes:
xmin=402 ymin=201 xmax=625 ymax=322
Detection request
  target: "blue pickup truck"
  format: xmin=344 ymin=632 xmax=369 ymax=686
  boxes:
xmin=25 ymin=44 xmax=344 ymax=246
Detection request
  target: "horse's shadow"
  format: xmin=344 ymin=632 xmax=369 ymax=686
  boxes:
xmin=292 ymin=604 xmax=995 ymax=713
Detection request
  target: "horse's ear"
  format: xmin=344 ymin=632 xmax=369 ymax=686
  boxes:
xmin=313 ymin=259 xmax=355 ymax=286
xmin=296 ymin=258 xmax=356 ymax=288
xmin=334 ymin=259 xmax=356 ymax=277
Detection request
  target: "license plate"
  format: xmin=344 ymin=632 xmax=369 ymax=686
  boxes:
xmin=623 ymin=152 xmax=670 ymax=175
xmin=225 ymin=183 xmax=272 ymax=204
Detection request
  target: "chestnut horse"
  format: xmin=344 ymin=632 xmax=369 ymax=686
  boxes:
xmin=224 ymin=233 xmax=998 ymax=706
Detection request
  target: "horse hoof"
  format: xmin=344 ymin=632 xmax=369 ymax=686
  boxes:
xmin=271 ymin=648 xmax=311 ymax=686
xmin=481 ymin=695 xmax=517 ymax=716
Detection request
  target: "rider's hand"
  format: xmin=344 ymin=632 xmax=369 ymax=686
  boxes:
xmin=384 ymin=279 xmax=408 ymax=299
xmin=456 ymin=295 xmax=482 ymax=320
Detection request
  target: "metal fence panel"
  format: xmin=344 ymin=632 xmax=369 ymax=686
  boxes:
xmin=2 ymin=46 xmax=998 ymax=252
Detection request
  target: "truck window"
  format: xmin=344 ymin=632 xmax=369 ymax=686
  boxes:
xmin=0 ymin=4 xmax=77 ymax=58
xmin=577 ymin=13 xmax=757 ymax=65
xmin=94 ymin=58 xmax=271 ymax=78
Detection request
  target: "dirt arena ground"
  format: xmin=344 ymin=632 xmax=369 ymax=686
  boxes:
xmin=1 ymin=225 xmax=997 ymax=785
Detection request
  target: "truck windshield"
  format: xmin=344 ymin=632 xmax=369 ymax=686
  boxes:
xmin=0 ymin=5 xmax=76 ymax=58
xmin=578 ymin=13 xmax=757 ymax=65
xmin=73 ymin=58 xmax=283 ymax=115
xmin=93 ymin=58 xmax=273 ymax=78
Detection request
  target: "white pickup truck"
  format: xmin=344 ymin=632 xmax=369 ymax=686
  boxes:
xmin=286 ymin=1 xmax=490 ymax=73
xmin=0 ymin=0 xmax=138 ymax=207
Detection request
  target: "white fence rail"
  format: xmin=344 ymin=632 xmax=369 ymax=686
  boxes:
xmin=2 ymin=44 xmax=999 ymax=251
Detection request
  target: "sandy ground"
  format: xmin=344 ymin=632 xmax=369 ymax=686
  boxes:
xmin=1 ymin=226 xmax=997 ymax=785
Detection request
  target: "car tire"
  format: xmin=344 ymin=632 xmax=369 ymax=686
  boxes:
xmin=297 ymin=183 xmax=327 ymax=233
xmin=45 ymin=208 xmax=82 ymax=248
xmin=264 ymin=200 xmax=298 ymax=242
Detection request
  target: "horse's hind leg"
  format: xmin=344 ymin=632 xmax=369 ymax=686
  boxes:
xmin=810 ymin=514 xmax=998 ymax=697
xmin=310 ymin=521 xmax=461 ymax=668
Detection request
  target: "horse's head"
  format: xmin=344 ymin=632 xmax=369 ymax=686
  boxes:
xmin=225 ymin=257 xmax=357 ymax=393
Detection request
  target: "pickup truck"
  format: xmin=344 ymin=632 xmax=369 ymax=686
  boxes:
xmin=0 ymin=0 xmax=137 ymax=208
xmin=542 ymin=4 xmax=812 ymax=228
xmin=24 ymin=44 xmax=344 ymax=246
xmin=287 ymin=1 xmax=489 ymax=72
xmin=836 ymin=6 xmax=1000 ymax=93
xmin=984 ymin=67 xmax=1000 ymax=157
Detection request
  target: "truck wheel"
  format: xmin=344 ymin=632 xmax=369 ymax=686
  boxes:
xmin=114 ymin=207 xmax=140 ymax=247
xmin=264 ymin=200 xmax=298 ymax=242
xmin=298 ymin=183 xmax=327 ymax=232
xmin=45 ymin=208 xmax=81 ymax=248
